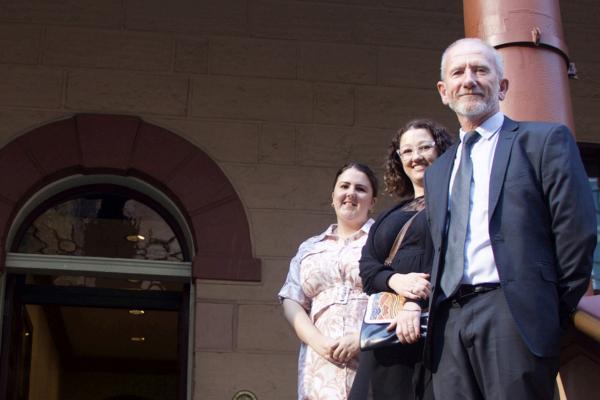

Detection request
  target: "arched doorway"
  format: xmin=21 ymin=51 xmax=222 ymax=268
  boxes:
xmin=0 ymin=114 xmax=261 ymax=400
xmin=1 ymin=179 xmax=191 ymax=400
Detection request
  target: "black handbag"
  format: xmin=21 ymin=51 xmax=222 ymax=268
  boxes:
xmin=359 ymin=209 xmax=428 ymax=351
xmin=359 ymin=311 xmax=428 ymax=350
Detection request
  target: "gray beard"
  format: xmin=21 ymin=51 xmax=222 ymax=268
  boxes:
xmin=448 ymin=98 xmax=491 ymax=118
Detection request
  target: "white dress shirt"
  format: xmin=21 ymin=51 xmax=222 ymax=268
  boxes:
xmin=449 ymin=111 xmax=504 ymax=285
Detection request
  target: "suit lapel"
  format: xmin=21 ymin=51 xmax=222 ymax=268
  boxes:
xmin=488 ymin=117 xmax=519 ymax=220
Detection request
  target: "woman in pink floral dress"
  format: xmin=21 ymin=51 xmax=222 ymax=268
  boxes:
xmin=279 ymin=162 xmax=378 ymax=400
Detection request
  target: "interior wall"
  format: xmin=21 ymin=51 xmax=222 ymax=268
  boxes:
xmin=26 ymin=305 xmax=61 ymax=400
xmin=0 ymin=1 xmax=598 ymax=399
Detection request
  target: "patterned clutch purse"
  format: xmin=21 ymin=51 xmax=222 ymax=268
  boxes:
xmin=359 ymin=292 xmax=428 ymax=350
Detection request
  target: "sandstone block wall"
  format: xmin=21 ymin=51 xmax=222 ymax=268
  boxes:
xmin=0 ymin=1 xmax=598 ymax=399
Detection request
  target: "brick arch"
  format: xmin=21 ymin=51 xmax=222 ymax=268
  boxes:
xmin=0 ymin=114 xmax=260 ymax=281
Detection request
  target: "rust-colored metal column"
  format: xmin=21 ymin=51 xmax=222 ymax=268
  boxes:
xmin=463 ymin=0 xmax=575 ymax=133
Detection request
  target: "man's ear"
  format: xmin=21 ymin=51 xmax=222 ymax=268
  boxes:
xmin=437 ymin=81 xmax=449 ymax=105
xmin=498 ymin=78 xmax=509 ymax=101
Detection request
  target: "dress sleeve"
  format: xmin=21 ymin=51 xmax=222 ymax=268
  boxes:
xmin=278 ymin=241 xmax=312 ymax=311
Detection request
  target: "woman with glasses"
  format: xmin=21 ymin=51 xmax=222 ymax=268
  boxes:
xmin=350 ymin=119 xmax=453 ymax=400
xmin=279 ymin=161 xmax=379 ymax=400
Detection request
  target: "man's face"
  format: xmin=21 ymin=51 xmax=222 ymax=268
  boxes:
xmin=437 ymin=41 xmax=508 ymax=122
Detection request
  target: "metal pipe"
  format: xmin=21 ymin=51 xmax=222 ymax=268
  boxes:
xmin=463 ymin=0 xmax=576 ymax=133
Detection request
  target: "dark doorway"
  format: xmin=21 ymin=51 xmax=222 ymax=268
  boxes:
xmin=0 ymin=273 xmax=188 ymax=400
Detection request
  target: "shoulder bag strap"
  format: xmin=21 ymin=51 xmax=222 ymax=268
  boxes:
xmin=384 ymin=209 xmax=424 ymax=267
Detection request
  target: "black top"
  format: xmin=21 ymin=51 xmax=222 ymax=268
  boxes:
xmin=359 ymin=198 xmax=434 ymax=303
xmin=349 ymin=198 xmax=435 ymax=399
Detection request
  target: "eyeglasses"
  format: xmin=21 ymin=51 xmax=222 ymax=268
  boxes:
xmin=396 ymin=142 xmax=436 ymax=161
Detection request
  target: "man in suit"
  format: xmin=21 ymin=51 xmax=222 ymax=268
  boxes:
xmin=420 ymin=38 xmax=596 ymax=399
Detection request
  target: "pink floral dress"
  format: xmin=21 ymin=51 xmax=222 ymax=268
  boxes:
xmin=279 ymin=219 xmax=373 ymax=400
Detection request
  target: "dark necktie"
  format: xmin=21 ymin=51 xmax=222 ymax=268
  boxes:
xmin=441 ymin=131 xmax=480 ymax=298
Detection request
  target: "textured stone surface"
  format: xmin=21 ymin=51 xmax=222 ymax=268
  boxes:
xmin=313 ymin=83 xmax=355 ymax=125
xmin=258 ymin=123 xmax=296 ymax=165
xmin=125 ymin=0 xmax=248 ymax=35
xmin=194 ymin=302 xmax=234 ymax=351
xmin=565 ymin=24 xmax=600 ymax=63
xmin=0 ymin=110 xmax=66 ymax=148
xmin=356 ymin=85 xmax=456 ymax=129
xmin=237 ymin=304 xmax=297 ymax=351
xmin=381 ymin=0 xmax=462 ymax=13
xmin=16 ymin=117 xmax=80 ymax=177
xmin=250 ymin=209 xmax=332 ymax=258
xmin=0 ymin=0 xmax=123 ymax=27
xmin=250 ymin=0 xmax=463 ymax=48
xmin=0 ymin=24 xmax=41 ymax=64
xmin=569 ymin=61 xmax=600 ymax=100
xmin=378 ymin=46 xmax=441 ymax=88
xmin=223 ymin=163 xmax=334 ymax=210
xmin=296 ymin=124 xmax=391 ymax=167
xmin=195 ymin=258 xmax=289 ymax=302
xmin=250 ymin=0 xmax=356 ymax=42
xmin=174 ymin=37 xmax=209 ymax=74
xmin=193 ymin=351 xmax=297 ymax=399
xmin=210 ymin=36 xmax=297 ymax=79
xmin=0 ymin=65 xmax=62 ymax=108
xmin=191 ymin=75 xmax=313 ymax=122
xmin=150 ymin=117 xmax=260 ymax=163
xmin=572 ymin=97 xmax=600 ymax=142
xmin=44 ymin=27 xmax=173 ymax=71
xmin=298 ymin=42 xmax=376 ymax=84
xmin=66 ymin=70 xmax=189 ymax=115
xmin=0 ymin=2 xmax=598 ymax=400
xmin=354 ymin=7 xmax=463 ymax=48
xmin=0 ymin=141 xmax=43 ymax=203
xmin=561 ymin=1 xmax=600 ymax=27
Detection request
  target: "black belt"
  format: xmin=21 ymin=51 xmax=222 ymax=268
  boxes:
xmin=453 ymin=283 xmax=500 ymax=300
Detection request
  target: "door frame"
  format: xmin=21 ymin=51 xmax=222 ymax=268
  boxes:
xmin=0 ymin=255 xmax=194 ymax=400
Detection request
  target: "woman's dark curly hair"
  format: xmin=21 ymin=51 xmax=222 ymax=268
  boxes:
xmin=384 ymin=119 xmax=453 ymax=198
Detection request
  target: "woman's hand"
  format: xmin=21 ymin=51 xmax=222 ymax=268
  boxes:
xmin=331 ymin=333 xmax=360 ymax=364
xmin=309 ymin=333 xmax=340 ymax=363
xmin=387 ymin=302 xmax=422 ymax=344
xmin=387 ymin=272 xmax=431 ymax=300
xmin=283 ymin=299 xmax=339 ymax=363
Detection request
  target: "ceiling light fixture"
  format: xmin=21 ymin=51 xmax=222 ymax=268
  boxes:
xmin=129 ymin=309 xmax=145 ymax=316
xmin=130 ymin=336 xmax=146 ymax=342
xmin=125 ymin=234 xmax=146 ymax=242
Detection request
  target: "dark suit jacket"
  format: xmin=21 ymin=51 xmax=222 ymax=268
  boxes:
xmin=424 ymin=117 xmax=597 ymax=364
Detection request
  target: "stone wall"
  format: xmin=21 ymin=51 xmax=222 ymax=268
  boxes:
xmin=561 ymin=0 xmax=600 ymax=143
xmin=0 ymin=1 xmax=599 ymax=399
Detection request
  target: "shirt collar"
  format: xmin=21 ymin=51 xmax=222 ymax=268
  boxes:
xmin=325 ymin=218 xmax=374 ymax=240
xmin=459 ymin=111 xmax=504 ymax=142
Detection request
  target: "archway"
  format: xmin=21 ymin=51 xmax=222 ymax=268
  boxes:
xmin=0 ymin=114 xmax=260 ymax=281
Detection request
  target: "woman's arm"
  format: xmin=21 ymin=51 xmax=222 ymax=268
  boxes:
xmin=282 ymin=299 xmax=339 ymax=363
xmin=359 ymin=214 xmax=397 ymax=294
xmin=360 ymin=208 xmax=430 ymax=300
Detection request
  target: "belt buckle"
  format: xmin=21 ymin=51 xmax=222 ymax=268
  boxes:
xmin=337 ymin=286 xmax=350 ymax=304
xmin=452 ymin=285 xmax=476 ymax=303
xmin=456 ymin=283 xmax=499 ymax=301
